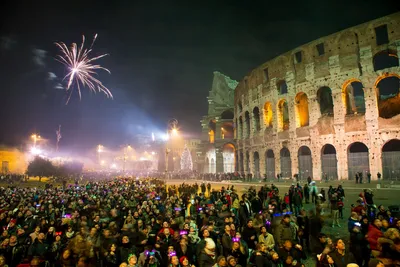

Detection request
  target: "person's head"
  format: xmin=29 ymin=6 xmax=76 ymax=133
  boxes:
xmin=170 ymin=255 xmax=179 ymax=266
xmin=283 ymin=214 xmax=290 ymax=224
xmin=373 ymin=218 xmax=382 ymax=228
xmin=335 ymin=239 xmax=345 ymax=251
xmin=283 ymin=240 xmax=292 ymax=250
xmin=381 ymin=219 xmax=389 ymax=229
xmin=164 ymin=228 xmax=170 ymax=236
xmin=122 ymin=235 xmax=130 ymax=244
xmin=232 ymin=241 xmax=240 ymax=250
xmin=202 ymin=229 xmax=210 ymax=238
xmin=217 ymin=256 xmax=227 ymax=267
xmin=180 ymin=256 xmax=189 ymax=266
xmin=271 ymin=252 xmax=279 ymax=261
xmin=260 ymin=226 xmax=267 ymax=234
xmin=224 ymin=224 xmax=231 ymax=233
xmin=109 ymin=243 xmax=116 ymax=252
xmin=128 ymin=254 xmax=137 ymax=265
xmin=38 ymin=233 xmax=45 ymax=241
xmin=247 ymin=219 xmax=253 ymax=228
xmin=9 ymin=235 xmax=17 ymax=245
xmin=35 ymin=226 xmax=40 ymax=233
xmin=0 ymin=255 xmax=5 ymax=267
xmin=227 ymin=256 xmax=236 ymax=267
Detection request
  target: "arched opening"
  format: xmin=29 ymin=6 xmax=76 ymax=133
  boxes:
xmin=373 ymin=50 xmax=399 ymax=71
xmin=210 ymin=158 xmax=216 ymax=174
xmin=317 ymin=87 xmax=334 ymax=116
xmin=298 ymin=146 xmax=313 ymax=179
xmin=222 ymin=143 xmax=235 ymax=173
xmin=244 ymin=111 xmax=251 ymax=138
xmin=221 ymin=110 xmax=234 ymax=120
xmin=321 ymin=144 xmax=338 ymax=180
xmin=277 ymin=80 xmax=288 ymax=95
xmin=238 ymin=102 xmax=243 ymax=114
xmin=253 ymin=151 xmax=260 ymax=177
xmin=209 ymin=120 xmax=216 ymax=143
xmin=382 ymin=139 xmax=400 ymax=181
xmin=238 ymin=117 xmax=243 ymax=139
xmin=347 ymin=142 xmax=370 ymax=180
xmin=263 ymin=102 xmax=273 ymax=128
xmin=239 ymin=151 xmax=244 ymax=172
xmin=280 ymin=147 xmax=292 ymax=178
xmin=205 ymin=157 xmax=209 ymax=173
xmin=343 ymin=80 xmax=366 ymax=115
xmin=295 ymin=92 xmax=309 ymax=127
xmin=245 ymin=151 xmax=250 ymax=173
xmin=221 ymin=122 xmax=234 ymax=139
xmin=278 ymin=99 xmax=289 ymax=131
xmin=253 ymin=107 xmax=261 ymax=133
xmin=376 ymin=75 xmax=400 ymax=118
xmin=265 ymin=149 xmax=275 ymax=180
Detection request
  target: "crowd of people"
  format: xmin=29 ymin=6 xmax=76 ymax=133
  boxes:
xmin=0 ymin=177 xmax=399 ymax=267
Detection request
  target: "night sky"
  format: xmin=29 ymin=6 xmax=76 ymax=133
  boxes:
xmin=0 ymin=0 xmax=399 ymax=152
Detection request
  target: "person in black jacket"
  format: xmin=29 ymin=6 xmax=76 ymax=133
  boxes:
xmin=328 ymin=239 xmax=356 ymax=267
xmin=241 ymin=220 xmax=257 ymax=251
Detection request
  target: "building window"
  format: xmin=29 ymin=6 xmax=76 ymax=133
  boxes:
xmin=294 ymin=51 xmax=302 ymax=63
xmin=375 ymin=25 xmax=389 ymax=45
xmin=263 ymin=68 xmax=269 ymax=81
xmin=277 ymin=80 xmax=288 ymax=95
xmin=316 ymin=43 xmax=325 ymax=56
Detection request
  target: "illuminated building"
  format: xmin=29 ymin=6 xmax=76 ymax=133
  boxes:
xmin=234 ymin=12 xmax=400 ymax=180
xmin=0 ymin=147 xmax=28 ymax=174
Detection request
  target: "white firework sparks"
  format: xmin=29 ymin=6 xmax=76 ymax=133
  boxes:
xmin=55 ymin=34 xmax=112 ymax=104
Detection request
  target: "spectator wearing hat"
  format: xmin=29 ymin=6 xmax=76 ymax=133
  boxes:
xmin=198 ymin=238 xmax=217 ymax=267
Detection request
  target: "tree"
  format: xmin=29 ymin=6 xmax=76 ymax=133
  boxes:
xmin=26 ymin=156 xmax=56 ymax=181
xmin=56 ymin=160 xmax=84 ymax=178
xmin=180 ymin=145 xmax=193 ymax=171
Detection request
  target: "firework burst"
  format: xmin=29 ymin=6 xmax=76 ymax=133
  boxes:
xmin=55 ymin=34 xmax=112 ymax=104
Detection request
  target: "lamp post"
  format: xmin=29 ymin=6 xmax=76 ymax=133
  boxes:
xmin=31 ymin=134 xmax=41 ymax=148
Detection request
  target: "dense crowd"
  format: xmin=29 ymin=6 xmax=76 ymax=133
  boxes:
xmin=0 ymin=177 xmax=399 ymax=267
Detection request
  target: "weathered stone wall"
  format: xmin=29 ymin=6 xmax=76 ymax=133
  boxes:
xmin=234 ymin=12 xmax=400 ymax=180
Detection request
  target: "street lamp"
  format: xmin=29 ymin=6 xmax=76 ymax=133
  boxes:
xmin=31 ymin=134 xmax=41 ymax=148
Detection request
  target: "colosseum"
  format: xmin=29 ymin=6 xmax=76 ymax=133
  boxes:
xmin=234 ymin=12 xmax=400 ymax=181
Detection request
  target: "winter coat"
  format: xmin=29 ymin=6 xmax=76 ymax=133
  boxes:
xmin=275 ymin=222 xmax=294 ymax=247
xmin=367 ymin=224 xmax=383 ymax=251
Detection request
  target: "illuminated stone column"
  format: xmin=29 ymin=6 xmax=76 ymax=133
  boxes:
xmin=291 ymin=146 xmax=298 ymax=179
xmin=248 ymin=150 xmax=254 ymax=175
xmin=215 ymin=117 xmax=222 ymax=140
xmin=308 ymin=96 xmax=320 ymax=127
xmin=312 ymin=147 xmax=321 ymax=180
xmin=275 ymin=147 xmax=281 ymax=178
xmin=336 ymin=143 xmax=348 ymax=180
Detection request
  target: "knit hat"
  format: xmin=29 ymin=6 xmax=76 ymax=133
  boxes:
xmin=216 ymin=256 xmax=225 ymax=264
xmin=179 ymin=256 xmax=188 ymax=265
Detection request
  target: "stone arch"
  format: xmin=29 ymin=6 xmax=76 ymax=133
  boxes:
xmin=208 ymin=119 xmax=216 ymax=143
xmin=382 ymin=139 xmax=400 ymax=181
xmin=321 ymin=144 xmax=338 ymax=180
xmin=295 ymin=92 xmax=309 ymax=127
xmin=263 ymin=101 xmax=273 ymax=128
xmin=317 ymin=86 xmax=334 ymax=116
xmin=373 ymin=49 xmax=399 ymax=71
xmin=342 ymin=79 xmax=366 ymax=115
xmin=278 ymin=99 xmax=289 ymax=131
xmin=277 ymin=80 xmax=288 ymax=95
xmin=244 ymin=111 xmax=251 ymax=138
xmin=253 ymin=107 xmax=261 ymax=133
xmin=253 ymin=151 xmax=260 ymax=177
xmin=221 ymin=110 xmax=234 ymax=120
xmin=280 ymin=147 xmax=292 ymax=178
xmin=298 ymin=146 xmax=313 ymax=179
xmin=222 ymin=143 xmax=236 ymax=173
xmin=221 ymin=122 xmax=234 ymax=139
xmin=375 ymin=74 xmax=400 ymax=119
xmin=347 ymin=142 xmax=370 ymax=180
xmin=265 ymin=149 xmax=275 ymax=180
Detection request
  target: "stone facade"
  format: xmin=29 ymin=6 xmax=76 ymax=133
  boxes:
xmin=198 ymin=71 xmax=238 ymax=173
xmin=234 ymin=12 xmax=400 ymax=180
